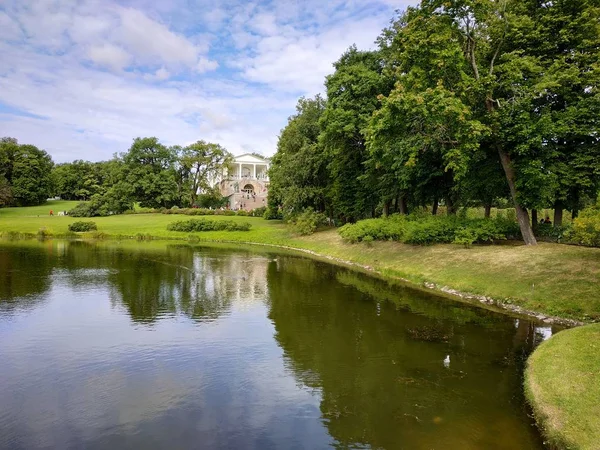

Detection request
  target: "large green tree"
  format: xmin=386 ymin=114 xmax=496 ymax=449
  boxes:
xmin=320 ymin=47 xmax=394 ymax=222
xmin=177 ymin=141 xmax=233 ymax=207
xmin=121 ymin=137 xmax=179 ymax=209
xmin=269 ymin=95 xmax=330 ymax=215
xmin=0 ymin=137 xmax=54 ymax=206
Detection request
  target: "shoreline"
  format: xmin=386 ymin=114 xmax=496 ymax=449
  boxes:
xmin=0 ymin=231 xmax=583 ymax=327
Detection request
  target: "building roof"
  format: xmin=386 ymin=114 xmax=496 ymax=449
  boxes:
xmin=233 ymin=153 xmax=271 ymax=164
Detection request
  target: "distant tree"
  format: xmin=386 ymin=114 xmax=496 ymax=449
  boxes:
xmin=0 ymin=138 xmax=54 ymax=206
xmin=177 ymin=141 xmax=233 ymax=207
xmin=121 ymin=137 xmax=179 ymax=209
xmin=0 ymin=176 xmax=12 ymax=206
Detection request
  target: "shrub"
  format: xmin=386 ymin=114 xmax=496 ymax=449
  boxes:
xmin=339 ymin=215 xmax=406 ymax=243
xmin=536 ymin=222 xmax=573 ymax=242
xmin=167 ymin=219 xmax=251 ymax=232
xmin=68 ymin=202 xmax=95 ymax=217
xmin=214 ymin=209 xmax=236 ymax=216
xmin=68 ymin=221 xmax=98 ymax=232
xmin=69 ymin=190 xmax=132 ymax=217
xmin=37 ymin=228 xmax=52 ymax=239
xmin=339 ymin=214 xmax=519 ymax=246
xmin=291 ymin=208 xmax=328 ymax=235
xmin=571 ymin=207 xmax=600 ymax=247
xmin=236 ymin=210 xmax=249 ymax=216
xmin=263 ymin=206 xmax=283 ymax=220
xmin=250 ymin=206 xmax=267 ymax=217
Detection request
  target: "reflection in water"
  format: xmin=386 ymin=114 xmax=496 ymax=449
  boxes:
xmin=0 ymin=241 xmax=551 ymax=449
xmin=267 ymin=256 xmax=550 ymax=449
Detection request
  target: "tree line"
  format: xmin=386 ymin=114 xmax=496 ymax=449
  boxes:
xmin=0 ymin=136 xmax=232 ymax=213
xmin=268 ymin=0 xmax=600 ymax=245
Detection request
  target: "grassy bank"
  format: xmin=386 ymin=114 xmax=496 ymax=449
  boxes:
xmin=1 ymin=201 xmax=599 ymax=322
xmin=525 ymin=324 xmax=600 ymax=449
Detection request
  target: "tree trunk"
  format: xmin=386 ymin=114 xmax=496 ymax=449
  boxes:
xmin=531 ymin=209 xmax=538 ymax=232
xmin=432 ymin=198 xmax=438 ymax=216
xmin=496 ymin=145 xmax=537 ymax=245
xmin=383 ymin=200 xmax=390 ymax=217
xmin=554 ymin=206 xmax=563 ymax=227
xmin=484 ymin=203 xmax=492 ymax=219
xmin=571 ymin=209 xmax=578 ymax=220
xmin=446 ymin=196 xmax=457 ymax=215
xmin=399 ymin=195 xmax=408 ymax=215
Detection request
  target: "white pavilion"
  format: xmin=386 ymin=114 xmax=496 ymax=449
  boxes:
xmin=215 ymin=154 xmax=270 ymax=210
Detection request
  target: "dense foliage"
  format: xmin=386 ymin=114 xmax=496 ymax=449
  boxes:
xmin=68 ymin=221 xmax=98 ymax=232
xmin=268 ymin=0 xmax=600 ymax=245
xmin=339 ymin=214 xmax=519 ymax=246
xmin=571 ymin=206 xmax=600 ymax=247
xmin=0 ymin=137 xmax=54 ymax=206
xmin=166 ymin=219 xmax=251 ymax=232
xmin=289 ymin=208 xmax=329 ymax=236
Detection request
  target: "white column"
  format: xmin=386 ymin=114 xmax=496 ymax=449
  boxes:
xmin=238 ymin=163 xmax=241 ymax=178
xmin=253 ymin=164 xmax=256 ymax=179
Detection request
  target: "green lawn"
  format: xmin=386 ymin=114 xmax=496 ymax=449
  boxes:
xmin=1 ymin=200 xmax=599 ymax=322
xmin=525 ymin=324 xmax=600 ymax=450
xmin=0 ymin=200 xmax=80 ymax=217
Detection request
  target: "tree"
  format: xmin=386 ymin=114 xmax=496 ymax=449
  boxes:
xmin=121 ymin=137 xmax=178 ymax=209
xmin=269 ymin=96 xmax=330 ymax=215
xmin=178 ymin=141 xmax=233 ymax=207
xmin=0 ymin=138 xmax=54 ymax=206
xmin=320 ymin=47 xmax=394 ymax=222
xmin=52 ymin=160 xmax=102 ymax=200
xmin=0 ymin=176 xmax=12 ymax=206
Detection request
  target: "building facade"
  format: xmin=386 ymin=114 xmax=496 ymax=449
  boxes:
xmin=216 ymin=154 xmax=270 ymax=211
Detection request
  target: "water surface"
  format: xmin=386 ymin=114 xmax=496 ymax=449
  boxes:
xmin=0 ymin=240 xmax=552 ymax=449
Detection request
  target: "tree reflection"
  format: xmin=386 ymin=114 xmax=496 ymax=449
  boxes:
xmin=0 ymin=242 xmax=54 ymax=312
xmin=267 ymin=257 xmax=547 ymax=449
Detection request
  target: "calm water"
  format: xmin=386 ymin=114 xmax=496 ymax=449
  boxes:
xmin=0 ymin=240 xmax=552 ymax=449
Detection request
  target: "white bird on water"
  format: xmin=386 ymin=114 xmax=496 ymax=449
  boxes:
xmin=443 ymin=355 xmax=450 ymax=368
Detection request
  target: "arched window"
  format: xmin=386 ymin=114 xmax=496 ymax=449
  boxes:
xmin=242 ymin=184 xmax=254 ymax=194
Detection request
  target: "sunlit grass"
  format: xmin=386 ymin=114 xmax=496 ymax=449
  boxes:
xmin=525 ymin=324 xmax=600 ymax=449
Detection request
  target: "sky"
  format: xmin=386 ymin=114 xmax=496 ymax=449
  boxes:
xmin=0 ymin=0 xmax=413 ymax=163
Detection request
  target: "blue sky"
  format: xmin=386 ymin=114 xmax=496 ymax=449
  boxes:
xmin=0 ymin=0 xmax=414 ymax=162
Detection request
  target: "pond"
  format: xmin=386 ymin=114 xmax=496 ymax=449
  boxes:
xmin=0 ymin=240 xmax=553 ymax=449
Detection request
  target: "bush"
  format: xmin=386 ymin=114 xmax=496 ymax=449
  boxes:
xmin=167 ymin=219 xmax=251 ymax=232
xmin=263 ymin=206 xmax=283 ymax=220
xmin=214 ymin=209 xmax=236 ymax=216
xmin=571 ymin=207 xmax=600 ymax=247
xmin=68 ymin=221 xmax=98 ymax=232
xmin=68 ymin=202 xmax=95 ymax=217
xmin=536 ymin=222 xmax=573 ymax=242
xmin=291 ymin=208 xmax=328 ymax=235
xmin=69 ymin=190 xmax=132 ymax=217
xmin=250 ymin=206 xmax=267 ymax=217
xmin=236 ymin=210 xmax=249 ymax=216
xmin=339 ymin=214 xmax=520 ymax=246
xmin=339 ymin=214 xmax=406 ymax=243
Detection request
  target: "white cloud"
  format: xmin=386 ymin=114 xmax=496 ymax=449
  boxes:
xmin=87 ymin=44 xmax=131 ymax=71
xmin=115 ymin=7 xmax=200 ymax=68
xmin=154 ymin=67 xmax=171 ymax=80
xmin=0 ymin=11 xmax=23 ymax=40
xmin=196 ymin=57 xmax=219 ymax=74
xmin=0 ymin=0 xmax=415 ymax=162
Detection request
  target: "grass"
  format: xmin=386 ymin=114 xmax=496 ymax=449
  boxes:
xmin=1 ymin=200 xmax=599 ymax=322
xmin=525 ymin=324 xmax=600 ymax=449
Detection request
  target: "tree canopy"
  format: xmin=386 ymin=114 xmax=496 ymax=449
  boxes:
xmin=268 ymin=0 xmax=600 ymax=244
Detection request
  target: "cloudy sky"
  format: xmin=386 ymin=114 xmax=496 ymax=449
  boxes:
xmin=0 ymin=0 xmax=412 ymax=162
